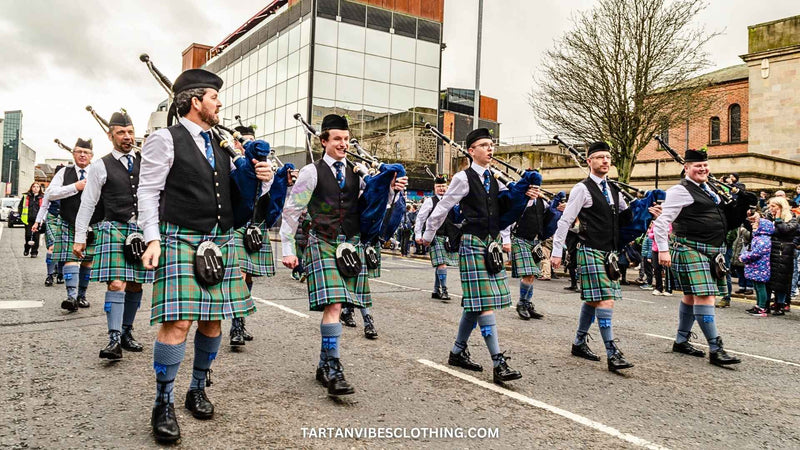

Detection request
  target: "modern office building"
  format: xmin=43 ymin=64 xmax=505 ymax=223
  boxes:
xmin=17 ymin=142 xmax=37 ymax=195
xmin=438 ymin=87 xmax=500 ymax=174
xmin=188 ymin=0 xmax=445 ymax=190
xmin=2 ymin=111 xmax=23 ymax=195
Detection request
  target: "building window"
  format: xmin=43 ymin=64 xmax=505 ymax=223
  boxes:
xmin=659 ymin=120 xmax=669 ymax=146
xmin=709 ymin=117 xmax=720 ymax=145
xmin=729 ymin=104 xmax=741 ymax=143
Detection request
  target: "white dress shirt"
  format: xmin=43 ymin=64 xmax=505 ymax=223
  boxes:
xmin=34 ymin=196 xmax=51 ymax=224
xmin=35 ymin=164 xmax=88 ymax=224
xmin=74 ymin=149 xmax=136 ymax=244
xmin=652 ymin=176 xmax=719 ymax=251
xmin=551 ymin=173 xmax=629 ymax=258
xmin=414 ymin=195 xmax=438 ymax=238
xmin=422 ymin=162 xmax=511 ymax=244
xmin=137 ymin=116 xmax=271 ymax=243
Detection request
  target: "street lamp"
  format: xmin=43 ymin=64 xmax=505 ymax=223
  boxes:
xmin=8 ymin=159 xmax=16 ymax=196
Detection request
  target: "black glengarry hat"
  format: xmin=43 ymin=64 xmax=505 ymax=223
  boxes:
xmin=74 ymin=138 xmax=93 ymax=150
xmin=108 ymin=111 xmax=133 ymax=127
xmin=235 ymin=125 xmax=256 ymax=136
xmin=321 ymin=114 xmax=349 ymax=131
xmin=172 ymin=69 xmax=223 ymax=95
xmin=434 ymin=174 xmax=448 ymax=184
xmin=466 ymin=128 xmax=492 ymax=149
xmin=587 ymin=141 xmax=610 ymax=157
xmin=684 ymin=148 xmax=708 ymax=162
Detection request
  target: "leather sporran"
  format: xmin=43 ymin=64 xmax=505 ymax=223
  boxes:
xmin=123 ymin=232 xmax=146 ymax=264
xmin=335 ymin=242 xmax=362 ymax=278
xmin=531 ymin=242 xmax=545 ymax=264
xmin=195 ymin=241 xmax=225 ymax=286
xmin=243 ymin=224 xmax=263 ymax=253
xmin=484 ymin=241 xmax=504 ymax=275
xmin=710 ymin=253 xmax=729 ymax=280
xmin=364 ymin=245 xmax=379 ymax=270
xmin=87 ymin=227 xmax=96 ymax=246
xmin=604 ymin=251 xmax=622 ymax=281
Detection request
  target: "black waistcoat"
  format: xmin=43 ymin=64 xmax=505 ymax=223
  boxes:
xmin=578 ymin=178 xmax=620 ymax=252
xmin=60 ymin=166 xmax=104 ymax=226
xmin=431 ymin=195 xmax=457 ymax=236
xmin=673 ymin=179 xmax=727 ymax=246
xmin=100 ymin=152 xmax=140 ymax=223
xmin=460 ymin=167 xmax=500 ymax=238
xmin=307 ymin=159 xmax=360 ymax=240
xmin=161 ymin=124 xmax=233 ymax=233
xmin=514 ymin=197 xmax=546 ymax=241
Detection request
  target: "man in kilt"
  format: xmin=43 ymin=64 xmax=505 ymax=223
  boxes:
xmin=280 ymin=114 xmax=408 ymax=396
xmin=415 ymin=174 xmax=458 ymax=301
xmin=653 ymin=148 xmax=740 ymax=367
xmin=72 ymin=111 xmax=153 ymax=360
xmin=551 ymin=142 xmax=661 ymax=372
xmin=41 ymin=139 xmax=101 ymax=312
xmin=422 ymin=128 xmax=529 ymax=385
xmin=138 ymin=69 xmax=274 ymax=443
xmin=33 ymin=193 xmax=65 ymax=286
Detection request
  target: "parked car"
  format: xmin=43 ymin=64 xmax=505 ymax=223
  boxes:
xmin=1 ymin=197 xmax=20 ymax=222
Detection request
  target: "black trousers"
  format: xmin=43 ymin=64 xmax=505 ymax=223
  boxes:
xmin=24 ymin=224 xmax=41 ymax=254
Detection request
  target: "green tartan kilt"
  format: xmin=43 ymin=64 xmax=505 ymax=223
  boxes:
xmin=511 ymin=236 xmax=542 ymax=278
xmin=44 ymin=213 xmax=61 ymax=248
xmin=90 ymin=221 xmax=154 ymax=284
xmin=367 ymin=245 xmax=381 ymax=279
xmin=577 ymin=245 xmax=622 ymax=302
xmin=53 ymin=220 xmax=95 ymax=263
xmin=234 ymin=224 xmax=275 ymax=277
xmin=430 ymin=235 xmax=457 ymax=267
xmin=150 ymin=222 xmax=254 ymax=324
xmin=305 ymin=233 xmax=371 ymax=311
xmin=670 ymin=236 xmax=728 ymax=297
xmin=459 ymin=234 xmax=511 ymax=312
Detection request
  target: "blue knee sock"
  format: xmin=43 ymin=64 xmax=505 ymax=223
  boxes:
xmin=596 ymin=308 xmax=615 ymax=357
xmin=477 ymin=313 xmax=502 ymax=366
xmin=574 ymin=303 xmax=596 ymax=345
xmin=104 ymin=290 xmax=126 ymax=338
xmin=190 ymin=331 xmax=222 ymax=390
xmin=46 ymin=253 xmax=55 ymax=275
xmin=519 ymin=281 xmax=534 ymax=305
xmin=153 ymin=340 xmax=186 ymax=406
xmin=433 ymin=271 xmax=440 ymax=291
xmin=452 ymin=311 xmax=480 ymax=353
xmin=78 ymin=266 xmax=91 ymax=297
xmin=436 ymin=267 xmax=447 ymax=289
xmin=320 ymin=322 xmax=342 ymax=368
xmin=122 ymin=291 xmax=142 ymax=327
xmin=693 ymin=304 xmax=720 ymax=351
xmin=63 ymin=265 xmax=80 ymax=300
xmin=675 ymin=301 xmax=695 ymax=344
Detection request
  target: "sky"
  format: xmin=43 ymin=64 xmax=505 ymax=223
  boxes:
xmin=1 ymin=0 xmax=798 ymax=163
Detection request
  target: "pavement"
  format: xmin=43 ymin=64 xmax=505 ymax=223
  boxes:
xmin=1 ymin=223 xmax=799 ymax=449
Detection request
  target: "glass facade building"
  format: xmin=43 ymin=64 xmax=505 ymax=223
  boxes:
xmin=202 ymin=0 xmax=443 ymax=190
xmin=2 ymin=110 xmax=22 ymax=196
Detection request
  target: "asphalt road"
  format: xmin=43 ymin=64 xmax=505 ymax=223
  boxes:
xmin=1 ymin=224 xmax=798 ymax=449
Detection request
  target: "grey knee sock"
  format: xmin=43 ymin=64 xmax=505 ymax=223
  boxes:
xmin=433 ymin=271 xmax=441 ymax=291
xmin=436 ymin=267 xmax=447 ymax=289
xmin=78 ymin=266 xmax=91 ymax=297
xmin=693 ymin=304 xmax=720 ymax=351
xmin=675 ymin=301 xmax=695 ymax=344
xmin=153 ymin=340 xmax=186 ymax=406
xmin=63 ymin=265 xmax=80 ymax=299
xmin=359 ymin=307 xmax=373 ymax=325
xmin=104 ymin=290 xmax=125 ymax=336
xmin=596 ymin=308 xmax=615 ymax=357
xmin=320 ymin=322 xmax=342 ymax=368
xmin=477 ymin=313 xmax=502 ymax=366
xmin=452 ymin=311 xmax=480 ymax=353
xmin=46 ymin=253 xmax=55 ymax=275
xmin=519 ymin=281 xmax=534 ymax=305
xmin=190 ymin=331 xmax=222 ymax=390
xmin=574 ymin=303 xmax=596 ymax=345
xmin=122 ymin=291 xmax=142 ymax=327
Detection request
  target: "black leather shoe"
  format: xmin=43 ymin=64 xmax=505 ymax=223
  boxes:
xmin=151 ymin=403 xmax=181 ymax=444
xmin=326 ymin=359 xmax=355 ymax=396
xmin=77 ymin=295 xmax=90 ymax=308
xmin=431 ymin=288 xmax=442 ymax=299
xmin=571 ymin=341 xmax=601 ymax=361
xmin=185 ymin=388 xmax=214 ymax=419
xmin=340 ymin=309 xmax=357 ymax=328
xmin=120 ymin=327 xmax=144 ymax=352
xmin=709 ymin=337 xmax=741 ymax=366
xmin=99 ymin=340 xmax=122 ymax=360
xmin=672 ymin=340 xmax=705 ymax=358
xmin=606 ymin=342 xmax=634 ymax=371
xmin=229 ymin=327 xmax=245 ymax=346
xmin=240 ymin=318 xmax=253 ymax=341
xmin=516 ymin=303 xmax=531 ymax=320
xmin=527 ymin=304 xmax=544 ymax=320
xmin=492 ymin=353 xmax=522 ymax=384
xmin=24 ymin=249 xmax=29 ymax=256
xmin=61 ymin=297 xmax=78 ymax=312
xmin=564 ymin=284 xmax=578 ymax=291
xmin=363 ymin=316 xmax=378 ymax=340
xmin=316 ymin=366 xmax=330 ymax=387
xmin=439 ymin=287 xmax=451 ymax=301
xmin=56 ymin=274 xmax=64 ymax=284
xmin=45 ymin=274 xmax=54 ymax=287
xmin=448 ymin=347 xmax=483 ymax=372
xmin=30 ymin=252 xmax=38 ymax=258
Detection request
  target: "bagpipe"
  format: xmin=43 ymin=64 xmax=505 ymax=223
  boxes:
xmin=653 ymin=134 xmax=757 ymax=230
xmin=553 ymin=135 xmax=666 ymax=247
xmin=85 ymin=106 xmax=142 ymax=152
xmin=54 ymin=138 xmax=73 ymax=154
xmin=294 ymin=114 xmax=406 ymax=271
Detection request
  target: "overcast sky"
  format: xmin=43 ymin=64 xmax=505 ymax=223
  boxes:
xmin=1 ymin=0 xmax=798 ymax=163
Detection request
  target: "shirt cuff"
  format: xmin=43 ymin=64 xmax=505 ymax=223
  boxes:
xmin=144 ymin=226 xmax=161 ymax=244
xmin=74 ymin=231 xmax=87 ymax=244
xmin=422 ymin=231 xmax=435 ymax=243
xmin=551 ymin=246 xmax=564 ymax=258
xmin=281 ymin=240 xmax=296 ymax=257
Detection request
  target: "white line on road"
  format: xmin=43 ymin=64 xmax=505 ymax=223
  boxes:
xmin=0 ymin=222 xmax=4 ymax=242
xmin=625 ymin=297 xmax=655 ymax=304
xmin=371 ymin=279 xmax=463 ymax=299
xmin=0 ymin=300 xmax=44 ymax=309
xmin=252 ymin=296 xmax=310 ymax=318
xmin=644 ymin=333 xmax=800 ymax=368
xmin=417 ymin=359 xmax=670 ymax=450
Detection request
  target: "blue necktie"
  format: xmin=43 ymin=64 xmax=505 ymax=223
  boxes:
xmin=700 ymin=183 xmax=720 ymax=205
xmin=333 ymin=161 xmax=345 ymax=189
xmin=483 ymin=170 xmax=491 ymax=193
xmin=124 ymin=155 xmax=133 ymax=174
xmin=79 ymin=169 xmax=85 ymax=181
xmin=600 ymin=179 xmax=612 ymax=205
xmin=200 ymin=131 xmax=215 ymax=169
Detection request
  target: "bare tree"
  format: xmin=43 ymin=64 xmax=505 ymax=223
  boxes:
xmin=530 ymin=0 xmax=719 ymax=182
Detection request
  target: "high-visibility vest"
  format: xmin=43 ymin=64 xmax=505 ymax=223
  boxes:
xmin=20 ymin=195 xmax=41 ymax=226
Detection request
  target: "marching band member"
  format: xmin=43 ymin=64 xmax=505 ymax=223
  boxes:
xmin=415 ymin=174 xmax=458 ymax=301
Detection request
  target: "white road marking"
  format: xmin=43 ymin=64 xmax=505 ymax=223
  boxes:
xmin=370 ymin=279 xmax=463 ymax=299
xmin=625 ymin=298 xmax=655 ymax=304
xmin=644 ymin=333 xmax=800 ymax=368
xmin=252 ymin=296 xmax=309 ymax=318
xmin=418 ymin=359 xmax=670 ymax=450
xmin=0 ymin=300 xmax=44 ymax=309
xmin=385 ymin=256 xmax=429 ymax=266
xmin=0 ymin=222 xmax=4 ymax=242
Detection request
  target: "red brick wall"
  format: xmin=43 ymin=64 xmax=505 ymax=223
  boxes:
xmin=638 ymin=79 xmax=749 ymax=161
